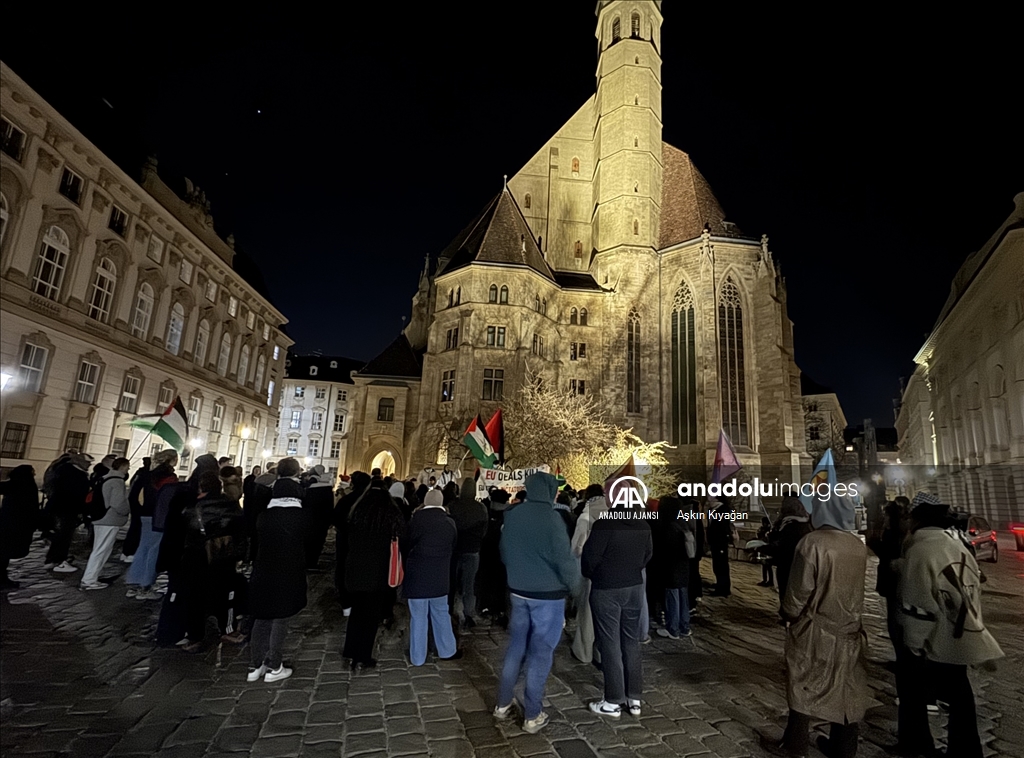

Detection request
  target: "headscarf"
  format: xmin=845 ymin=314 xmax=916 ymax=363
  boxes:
xmin=811 ymin=493 xmax=856 ymax=531
xmin=423 ymin=489 xmax=444 ymax=508
xmin=388 ymin=482 xmax=406 ymax=501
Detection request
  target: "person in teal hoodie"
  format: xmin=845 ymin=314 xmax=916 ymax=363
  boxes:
xmin=493 ymin=472 xmax=580 ymax=734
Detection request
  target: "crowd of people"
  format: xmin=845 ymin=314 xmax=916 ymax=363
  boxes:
xmin=0 ymin=455 xmax=1006 ymax=755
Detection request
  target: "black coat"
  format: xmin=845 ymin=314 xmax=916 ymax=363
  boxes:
xmin=0 ymin=465 xmax=39 ymax=560
xmin=401 ymin=507 xmax=457 ymax=599
xmin=581 ymin=508 xmax=653 ymax=589
xmin=762 ymin=517 xmax=812 ymax=599
xmin=249 ymin=480 xmax=309 ymax=619
xmin=706 ymin=509 xmax=734 ymax=550
xmin=449 ymin=497 xmax=488 ymax=554
xmin=655 ymin=515 xmax=692 ymax=589
xmin=182 ymin=495 xmax=247 ymax=562
xmin=345 ymin=489 xmax=403 ymax=593
xmin=47 ymin=462 xmax=89 ymax=516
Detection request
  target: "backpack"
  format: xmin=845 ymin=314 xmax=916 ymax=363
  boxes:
xmin=84 ymin=480 xmax=108 ymax=522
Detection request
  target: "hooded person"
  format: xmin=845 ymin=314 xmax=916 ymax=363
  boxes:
xmin=759 ymin=496 xmax=813 ymax=618
xmin=247 ymin=457 xmax=309 ymax=683
xmin=891 ymin=499 xmax=1003 ymax=758
xmin=766 ymin=493 xmax=869 ymax=758
xmin=494 ymin=472 xmax=581 ymax=734
xmin=478 ymin=488 xmax=511 ymax=626
xmin=0 ymin=465 xmax=40 ymax=590
xmin=303 ymin=464 xmax=334 ymax=569
xmin=126 ymin=449 xmax=178 ymax=599
xmin=244 ymin=465 xmax=277 ymax=565
xmin=43 ymin=452 xmax=92 ymax=573
xmin=220 ymin=465 xmax=243 ymax=502
xmin=570 ymin=484 xmax=609 ymax=664
xmin=448 ymin=477 xmax=488 ymax=628
xmin=389 ymin=481 xmax=412 ymax=522
xmin=80 ymin=457 xmax=132 ymax=589
xmin=121 ymin=457 xmax=151 ymax=563
xmin=334 ymin=471 xmax=371 ymax=614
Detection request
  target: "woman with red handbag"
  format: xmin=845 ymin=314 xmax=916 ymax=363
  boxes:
xmin=343 ymin=486 xmax=405 ymax=670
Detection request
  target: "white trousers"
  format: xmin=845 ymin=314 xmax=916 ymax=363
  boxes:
xmin=82 ymin=525 xmax=120 ymax=585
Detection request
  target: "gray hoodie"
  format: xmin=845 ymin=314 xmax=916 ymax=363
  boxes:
xmin=94 ymin=469 xmax=130 ymax=527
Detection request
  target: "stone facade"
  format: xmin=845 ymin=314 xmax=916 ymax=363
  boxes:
xmin=896 ymin=194 xmax=1024 ymax=528
xmin=0 ymin=62 xmax=291 ymax=477
xmin=345 ymin=1 xmax=808 ymax=481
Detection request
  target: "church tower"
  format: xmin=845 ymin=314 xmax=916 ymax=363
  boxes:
xmin=592 ymin=1 xmax=664 ymax=257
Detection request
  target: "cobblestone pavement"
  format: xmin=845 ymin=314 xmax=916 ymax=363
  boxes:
xmin=2 ymin=529 xmax=1022 ymax=758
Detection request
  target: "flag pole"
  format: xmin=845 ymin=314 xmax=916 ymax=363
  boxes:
xmin=128 ymin=429 xmax=154 ymax=462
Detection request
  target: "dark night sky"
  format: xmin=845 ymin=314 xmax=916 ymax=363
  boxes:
xmin=3 ymin=4 xmax=1020 ymax=426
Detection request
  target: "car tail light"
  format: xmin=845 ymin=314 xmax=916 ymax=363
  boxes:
xmin=991 ymin=531 xmax=997 ymax=540
xmin=1011 ymin=524 xmax=1024 ymax=533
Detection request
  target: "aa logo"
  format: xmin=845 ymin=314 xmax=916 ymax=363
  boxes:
xmin=609 ymin=476 xmax=648 ymax=508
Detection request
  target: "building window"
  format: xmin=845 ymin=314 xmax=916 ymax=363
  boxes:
xmin=212 ymin=402 xmax=224 ymax=433
xmin=217 ymin=333 xmax=233 ymax=376
xmin=808 ymin=425 xmax=821 ymax=441
xmin=147 ymin=234 xmax=164 ymax=263
xmin=499 ymin=285 xmax=509 ymax=304
xmin=290 ymin=410 xmax=302 ymax=429
xmin=158 ymin=383 xmax=175 ymax=409
xmin=671 ymin=280 xmax=697 ymax=445
xmin=0 ymin=118 xmax=26 ymax=161
xmin=205 ymin=279 xmax=218 ymax=303
xmin=311 ymin=411 xmax=323 ymax=431
xmin=254 ymin=353 xmax=266 ymax=391
xmin=447 ymin=289 xmax=454 ymax=308
xmin=179 ymin=258 xmax=194 ymax=285
xmin=294 ymin=386 xmax=305 ymax=398
xmin=633 ymin=219 xmax=639 ymax=235
xmin=571 ymin=157 xmax=580 ymax=174
xmin=574 ymin=241 xmax=583 ymax=259
xmin=246 ymin=310 xmax=255 ymax=330
xmin=482 ymin=368 xmax=504 ymax=401
xmin=333 ymin=413 xmax=346 ymax=432
xmin=87 ymin=258 xmax=117 ymax=322
xmin=273 ymin=345 xmax=280 ymax=361
xmin=308 ymin=439 xmax=320 ymax=458
xmin=187 ymin=396 xmax=201 ymax=427
xmin=132 ymin=283 xmax=155 ymax=339
xmin=580 ymin=308 xmax=588 ymax=326
xmin=445 ymin=327 xmax=459 ymax=350
xmin=266 ymin=380 xmax=275 ymax=407
xmin=570 ymin=342 xmax=588 ymax=361
xmin=119 ymin=374 xmax=141 ymax=414
xmin=166 ymin=303 xmax=185 ymax=355
xmin=315 ymin=387 xmax=326 ymax=400
xmin=19 ymin=342 xmax=48 ymax=393
xmin=627 ymin=308 xmax=640 ymax=413
xmin=194 ymin=320 xmax=210 ymax=366
xmin=330 ymin=440 xmax=341 ymax=459
xmin=237 ymin=344 xmax=251 ymax=385
xmin=287 ymin=437 xmax=298 ymax=456
xmin=441 ymin=370 xmax=456 ymax=403
xmin=719 ymin=278 xmax=749 ymax=447
xmin=377 ymin=398 xmax=395 ymax=422
xmin=631 ymin=11 xmax=641 ymax=37
xmin=542 ymin=299 xmax=547 ymax=316
xmin=59 ymin=167 xmax=83 ymax=204
xmin=612 ymin=16 xmax=621 ymax=41
xmin=486 ymin=326 xmax=507 ymax=348
xmin=489 ymin=284 xmax=498 ymax=303
xmin=32 ymin=226 xmax=70 ymax=301
xmin=111 ymin=438 xmax=129 ymax=458
xmin=455 ymin=287 xmax=461 ymax=305
xmin=228 ymin=296 xmax=238 ymax=317
xmin=534 ymin=295 xmax=541 ymax=312
xmin=233 ymin=408 xmax=244 ymax=434
xmin=337 ymin=389 xmax=348 ymax=402
xmin=65 ymin=430 xmax=88 ymax=453
xmin=570 ymin=379 xmax=586 ymax=396
xmin=0 ymin=193 xmax=8 ymax=245
xmin=570 ymin=307 xmax=578 ymax=325
xmin=524 ymin=193 xmax=531 ymax=209
xmin=74 ymin=360 xmax=100 ymax=404
xmin=108 ymin=206 xmax=128 ymax=237
xmin=309 ymin=366 xmax=318 ymax=377
xmin=531 ymin=334 xmax=539 ymax=355
xmin=1 ymin=422 xmax=30 ymax=458
xmin=178 ymin=447 xmax=192 ymax=470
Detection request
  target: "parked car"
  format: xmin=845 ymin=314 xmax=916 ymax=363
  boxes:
xmin=1012 ymin=524 xmax=1024 ymax=552
xmin=966 ymin=515 xmax=998 ymax=563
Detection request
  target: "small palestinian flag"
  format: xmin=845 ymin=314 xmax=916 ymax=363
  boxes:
xmin=463 ymin=415 xmax=497 ymax=468
xmin=129 ymin=397 xmax=190 ymax=451
xmin=484 ymin=409 xmax=504 ymax=465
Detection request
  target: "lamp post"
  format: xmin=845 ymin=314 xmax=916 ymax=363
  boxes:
xmin=240 ymin=426 xmax=252 ymax=469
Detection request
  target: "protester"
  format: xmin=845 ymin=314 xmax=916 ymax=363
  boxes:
xmin=80 ymin=457 xmax=131 ymax=589
xmin=688 ymin=514 xmax=705 ymax=613
xmin=402 ymin=488 xmax=461 ymax=665
xmin=570 ymin=484 xmax=608 ymax=664
xmin=248 ymin=457 xmax=309 ymax=682
xmin=478 ymin=489 xmax=511 ymax=628
xmin=220 ymin=465 xmax=243 ymax=502
xmin=388 ymin=480 xmax=411 ymax=522
xmin=449 ymin=477 xmax=488 ymax=629
xmin=334 ymin=471 xmax=371 ymax=615
xmin=121 ymin=457 xmax=151 ymax=563
xmin=582 ymin=482 xmax=653 ymax=718
xmin=494 ymin=472 xmax=580 ymax=734
xmin=765 ymin=495 xmax=869 ymax=758
xmin=304 ymin=465 xmax=334 ymax=569
xmin=245 ymin=465 xmax=276 ymax=565
xmin=706 ymin=498 xmax=735 ymax=597
xmin=655 ymin=495 xmax=694 ymax=640
xmin=43 ymin=452 xmax=92 ymax=573
xmin=343 ymin=485 xmax=404 ymax=670
xmin=553 ymin=491 xmax=576 ymax=541
xmin=0 ymin=465 xmax=39 ymax=590
xmin=242 ymin=465 xmax=261 ymax=501
xmin=894 ymin=498 xmax=1003 ymax=758
xmin=759 ymin=497 xmax=812 ymax=618
xmin=125 ymin=449 xmax=178 ymax=599
xmin=756 ymin=517 xmax=774 ymax=587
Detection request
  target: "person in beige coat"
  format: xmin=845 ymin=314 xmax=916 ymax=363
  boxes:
xmin=765 ymin=495 xmax=869 ymax=758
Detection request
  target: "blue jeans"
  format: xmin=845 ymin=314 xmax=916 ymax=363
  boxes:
xmin=408 ymin=596 xmax=457 ymax=666
xmin=454 ymin=552 xmax=480 ymax=620
xmin=664 ymin=587 xmax=690 ymax=636
xmin=126 ymin=517 xmax=162 ymax=587
xmin=497 ymin=595 xmax=565 ymax=719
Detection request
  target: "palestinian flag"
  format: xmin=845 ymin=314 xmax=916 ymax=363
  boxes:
xmin=463 ymin=415 xmax=497 ymax=468
xmin=484 ymin=409 xmax=504 ymax=465
xmin=129 ymin=397 xmax=190 ymax=451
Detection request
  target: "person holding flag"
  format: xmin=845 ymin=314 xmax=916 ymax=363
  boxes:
xmin=707 ymin=431 xmax=741 ymax=598
xmin=463 ymin=415 xmax=498 ymax=468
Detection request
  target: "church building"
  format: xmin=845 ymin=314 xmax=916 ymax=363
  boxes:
xmin=344 ymin=1 xmax=808 ymax=481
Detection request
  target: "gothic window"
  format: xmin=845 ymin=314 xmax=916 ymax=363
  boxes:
xmin=612 ymin=16 xmax=621 ymax=41
xmin=447 ymin=289 xmax=453 ymax=308
xmin=489 ymin=284 xmax=498 ymax=303
xmin=571 ymin=157 xmax=580 ymax=174
xmin=217 ymin=332 xmax=233 ymax=376
xmin=542 ymin=299 xmax=547 ymax=316
xmin=32 ymin=225 xmax=70 ymax=301
xmin=574 ymin=240 xmax=583 ymax=258
xmin=237 ymin=344 xmax=251 ymax=385
xmin=194 ymin=320 xmax=210 ymax=366
xmin=254 ymin=353 xmax=266 ymax=392
xmin=455 ymin=287 xmax=461 ymax=305
xmin=719 ymin=278 xmax=749 ymax=446
xmin=580 ymin=308 xmax=588 ymax=326
xmin=377 ymin=397 xmax=395 ymax=422
xmin=633 ymin=219 xmax=639 ymax=235
xmin=524 ymin=193 xmax=531 ymax=209
xmin=671 ymin=281 xmax=697 ymax=445
xmin=534 ymin=295 xmax=541 ymax=312
xmin=627 ymin=308 xmax=641 ymax=413
xmin=631 ymin=12 xmax=641 ymax=37
xmin=166 ymin=303 xmax=185 ymax=356
xmin=132 ymin=283 xmax=155 ymax=339
xmin=499 ymin=285 xmax=509 ymax=304
xmin=634 ymin=181 xmax=639 ymax=193
xmin=88 ymin=258 xmax=117 ymax=322
xmin=634 ymin=55 xmax=640 ymax=65
xmin=570 ymin=307 xmax=578 ymax=325
xmin=634 ymin=136 xmax=639 ymax=147
xmin=634 ymin=95 xmax=640 ymax=105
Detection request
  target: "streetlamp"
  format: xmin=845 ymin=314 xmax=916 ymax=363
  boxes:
xmin=240 ymin=426 xmax=252 ymax=469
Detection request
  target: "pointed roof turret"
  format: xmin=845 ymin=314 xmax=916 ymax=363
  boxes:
xmin=358 ymin=334 xmax=423 ymax=379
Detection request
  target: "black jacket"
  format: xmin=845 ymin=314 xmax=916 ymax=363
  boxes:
xmin=182 ymin=495 xmax=246 ymax=562
xmin=761 ymin=517 xmax=812 ymax=598
xmin=249 ymin=479 xmax=309 ymax=618
xmin=449 ymin=496 xmax=488 ymax=554
xmin=401 ymin=507 xmax=457 ymax=599
xmin=654 ymin=514 xmax=691 ymax=589
xmin=345 ymin=489 xmax=404 ymax=593
xmin=706 ymin=508 xmax=735 ymax=550
xmin=47 ymin=461 xmax=89 ymax=516
xmin=581 ymin=508 xmax=653 ymax=589
xmin=0 ymin=465 xmax=39 ymax=560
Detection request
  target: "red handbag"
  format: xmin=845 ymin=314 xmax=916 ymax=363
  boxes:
xmin=388 ymin=538 xmax=404 ymax=588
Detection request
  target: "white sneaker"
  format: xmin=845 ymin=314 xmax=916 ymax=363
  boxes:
xmin=136 ymin=589 xmax=162 ymax=600
xmin=247 ymin=664 xmax=267 ymax=682
xmin=53 ymin=562 xmax=78 ymax=573
xmin=522 ymin=711 xmax=549 ymax=733
xmin=80 ymin=582 xmax=107 ymax=591
xmin=120 ymin=554 xmax=134 ymax=563
xmin=589 ymin=700 xmax=622 ymax=719
xmin=493 ymin=699 xmax=517 ymax=720
xmin=628 ymin=699 xmax=641 ymax=716
xmin=125 ymin=587 xmax=139 ymax=598
xmin=43 ymin=563 xmax=56 ymax=570
xmin=264 ymin=665 xmax=292 ymax=683
xmin=657 ymin=628 xmax=680 ymax=640
xmin=343 ymin=607 xmax=352 ymax=617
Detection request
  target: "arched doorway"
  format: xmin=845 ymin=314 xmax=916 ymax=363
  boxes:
xmin=370 ymin=450 xmax=396 ymax=477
